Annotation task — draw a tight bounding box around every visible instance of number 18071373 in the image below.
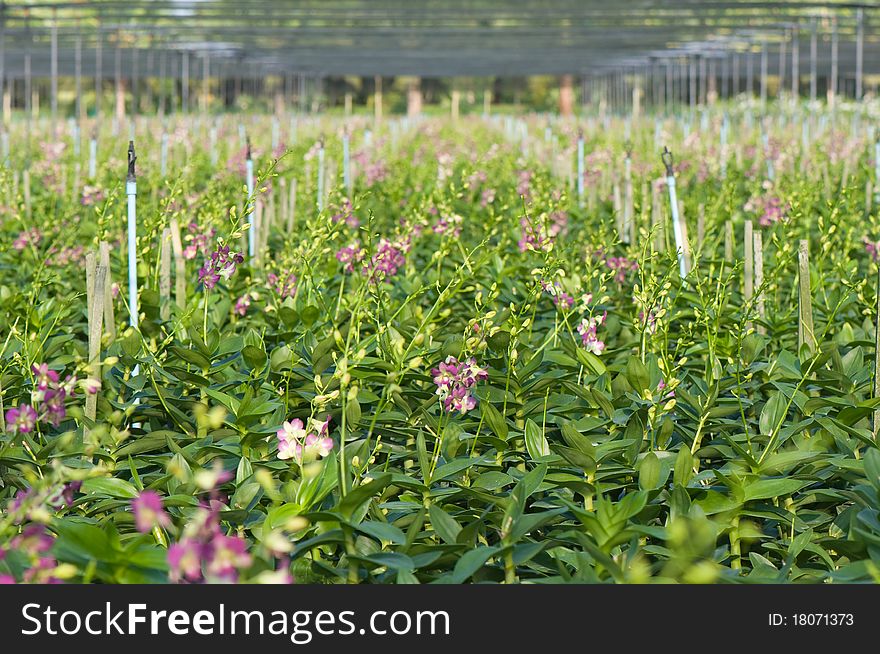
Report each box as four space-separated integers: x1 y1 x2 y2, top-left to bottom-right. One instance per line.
768 613 854 627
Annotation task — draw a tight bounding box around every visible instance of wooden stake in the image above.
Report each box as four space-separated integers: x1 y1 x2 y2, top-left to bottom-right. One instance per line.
85 252 107 430
279 177 288 228
724 220 734 261
613 182 623 240
696 203 705 253
254 199 264 267
159 228 172 320
623 160 634 243
873 263 880 439
651 180 664 252
99 242 116 342
744 221 754 304
754 230 765 334
169 218 186 308
288 178 297 234
23 169 31 217
798 239 816 357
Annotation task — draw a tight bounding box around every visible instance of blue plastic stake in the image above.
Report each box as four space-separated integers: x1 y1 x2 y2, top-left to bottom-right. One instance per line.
126 141 139 341
89 137 97 179
662 147 689 279
160 132 168 177
246 138 255 259
576 131 584 208
343 131 351 194
317 142 325 212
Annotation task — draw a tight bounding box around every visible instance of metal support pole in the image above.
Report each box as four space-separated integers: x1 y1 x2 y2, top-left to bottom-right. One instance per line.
182 51 189 112
810 19 817 102
778 31 786 98
830 15 838 104
746 50 754 98
75 33 82 122
95 29 102 118
760 44 768 105
50 13 58 126
856 8 865 100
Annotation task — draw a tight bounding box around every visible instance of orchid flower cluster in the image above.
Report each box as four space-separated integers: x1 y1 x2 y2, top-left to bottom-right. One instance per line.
540 280 575 309
336 242 366 273
184 221 218 260
275 417 334 465
605 256 639 283
267 271 297 299
131 490 172 534
331 198 360 228
433 213 463 238
13 229 42 251
198 244 244 291
80 184 105 206
577 312 607 355
431 356 488 415
45 244 86 267
744 193 787 227
0 481 82 584
518 211 567 253
167 503 252 584
863 236 880 262
234 292 254 316
366 237 409 280
4 364 99 434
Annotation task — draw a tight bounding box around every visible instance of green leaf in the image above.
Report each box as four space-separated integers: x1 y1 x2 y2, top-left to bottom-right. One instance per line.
673 447 694 487
355 521 407 545
743 478 809 502
428 504 462 545
81 477 139 499
638 452 662 490
625 356 650 393
864 448 880 491
169 346 211 370
553 445 596 474
481 401 509 441
524 418 550 460
759 392 788 437
448 546 499 583
561 422 596 458
242 345 267 370
338 474 393 519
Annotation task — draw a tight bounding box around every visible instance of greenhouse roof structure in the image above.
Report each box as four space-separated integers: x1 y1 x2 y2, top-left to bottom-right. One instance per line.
0 1 876 79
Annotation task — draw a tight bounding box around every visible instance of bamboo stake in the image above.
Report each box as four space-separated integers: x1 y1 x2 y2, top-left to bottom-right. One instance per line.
99 242 116 342
874 262 880 438
288 178 297 234
754 229 765 334
169 218 185 308
798 240 816 357
23 169 31 217
85 252 107 430
613 182 623 240
744 220 754 304
623 150 633 243
159 228 172 320
279 177 288 228
696 203 705 253
254 199 264 268
724 220 734 262
651 179 664 252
